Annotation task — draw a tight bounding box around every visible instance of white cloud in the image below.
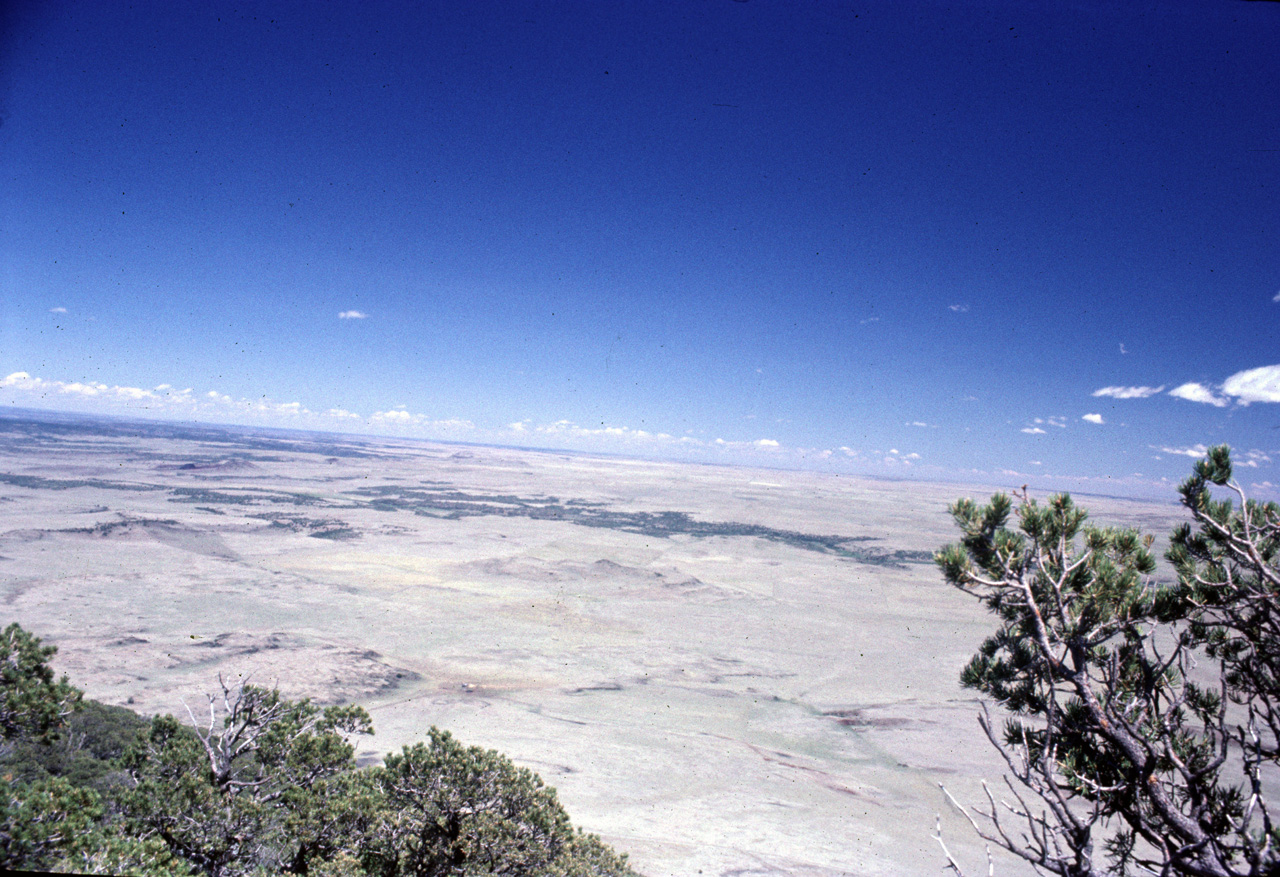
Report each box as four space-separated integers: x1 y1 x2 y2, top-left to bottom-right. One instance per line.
1151 444 1270 471
50 307 67 314
1 369 492 440
1082 413 1104 424
517 419 670 444
1 371 170 404
948 304 969 313
1273 291 1280 303
1239 449 1273 469
371 409 416 423
338 310 367 320
433 418 476 431
1119 343 1128 355
859 316 879 325
1093 385 1164 399
1152 366 1280 409
1169 382 1229 408
905 421 933 428
370 408 474 432
1021 427 1046 434
1156 444 1211 459
754 438 780 448
1221 364 1280 404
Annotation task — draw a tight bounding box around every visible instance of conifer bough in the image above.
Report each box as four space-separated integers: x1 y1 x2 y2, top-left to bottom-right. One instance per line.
936 445 1279 877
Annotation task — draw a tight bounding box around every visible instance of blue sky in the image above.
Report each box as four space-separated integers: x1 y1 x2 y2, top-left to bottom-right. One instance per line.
2 1 1279 499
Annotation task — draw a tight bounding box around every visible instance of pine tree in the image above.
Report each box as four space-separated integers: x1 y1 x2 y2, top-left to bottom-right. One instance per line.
936 446 1279 876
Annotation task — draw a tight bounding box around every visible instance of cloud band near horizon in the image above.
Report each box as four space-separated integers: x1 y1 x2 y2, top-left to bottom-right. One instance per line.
0 370 808 462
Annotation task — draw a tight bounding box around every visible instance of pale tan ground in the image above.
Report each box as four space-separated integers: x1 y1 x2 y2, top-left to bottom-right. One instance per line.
0 420 1188 876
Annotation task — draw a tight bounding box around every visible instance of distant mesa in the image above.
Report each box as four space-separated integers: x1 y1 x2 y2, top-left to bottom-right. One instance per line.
176 458 258 472
56 516 241 561
824 708 912 730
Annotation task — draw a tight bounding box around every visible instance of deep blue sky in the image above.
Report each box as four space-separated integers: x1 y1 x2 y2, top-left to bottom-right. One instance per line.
3 1 1279 499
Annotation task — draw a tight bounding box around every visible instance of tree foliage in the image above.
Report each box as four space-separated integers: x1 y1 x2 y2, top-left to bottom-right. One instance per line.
0 623 81 745
937 446 1280 876
0 630 192 875
3 698 149 789
366 728 634 877
0 633 637 877
118 678 375 877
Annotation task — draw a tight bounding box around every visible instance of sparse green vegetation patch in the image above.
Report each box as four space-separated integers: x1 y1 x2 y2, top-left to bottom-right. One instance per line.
0 473 163 493
167 488 266 506
246 513 361 541
309 527 358 540
62 519 182 537
168 487 330 508
348 484 931 566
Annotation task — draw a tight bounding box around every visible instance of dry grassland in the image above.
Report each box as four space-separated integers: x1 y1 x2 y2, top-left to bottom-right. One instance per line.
0 413 1187 876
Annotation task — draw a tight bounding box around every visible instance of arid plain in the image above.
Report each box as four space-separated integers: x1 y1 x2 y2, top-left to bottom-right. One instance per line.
0 411 1189 876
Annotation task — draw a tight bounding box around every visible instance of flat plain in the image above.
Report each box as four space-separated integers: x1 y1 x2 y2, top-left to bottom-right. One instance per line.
0 411 1189 876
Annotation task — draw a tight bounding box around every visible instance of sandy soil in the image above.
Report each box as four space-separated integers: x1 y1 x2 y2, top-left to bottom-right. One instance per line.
0 414 1189 876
